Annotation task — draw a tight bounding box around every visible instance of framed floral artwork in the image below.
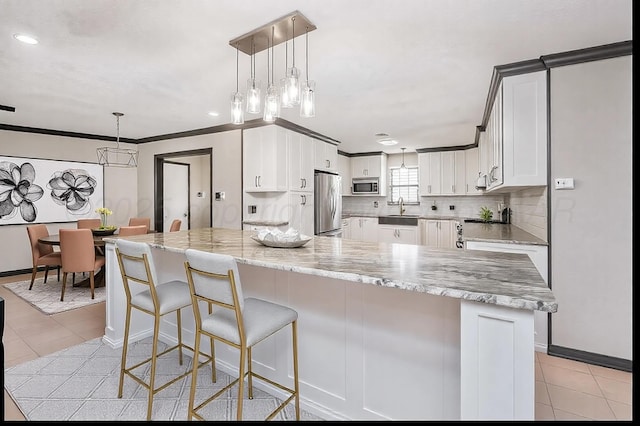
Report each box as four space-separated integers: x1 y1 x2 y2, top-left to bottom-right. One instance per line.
0 155 104 225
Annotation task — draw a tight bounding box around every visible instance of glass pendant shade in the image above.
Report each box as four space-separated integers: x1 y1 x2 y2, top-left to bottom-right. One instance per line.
263 83 280 122
246 78 261 114
230 92 244 124
283 67 300 106
300 80 315 118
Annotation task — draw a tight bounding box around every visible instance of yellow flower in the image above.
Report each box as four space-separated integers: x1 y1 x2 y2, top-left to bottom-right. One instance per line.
95 207 113 216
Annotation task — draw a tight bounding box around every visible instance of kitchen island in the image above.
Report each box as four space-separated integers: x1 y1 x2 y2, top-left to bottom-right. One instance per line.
102 228 556 421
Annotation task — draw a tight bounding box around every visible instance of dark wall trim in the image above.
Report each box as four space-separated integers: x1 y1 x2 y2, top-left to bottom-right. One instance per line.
347 151 386 157
548 345 632 373
541 40 632 69
0 105 16 112
273 118 341 146
0 123 136 143
0 267 41 278
416 143 476 154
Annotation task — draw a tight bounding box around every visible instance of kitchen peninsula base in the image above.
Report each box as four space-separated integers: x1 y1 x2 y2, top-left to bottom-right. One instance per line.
103 240 537 420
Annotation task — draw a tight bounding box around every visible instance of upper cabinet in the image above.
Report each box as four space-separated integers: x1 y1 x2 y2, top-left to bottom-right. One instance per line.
418 152 441 195
440 150 466 195
351 154 388 196
288 131 314 192
483 70 547 192
337 153 351 196
464 147 483 195
243 125 288 192
314 139 338 173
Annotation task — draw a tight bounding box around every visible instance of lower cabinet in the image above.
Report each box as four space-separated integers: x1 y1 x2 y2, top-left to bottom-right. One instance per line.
341 218 351 239
378 225 419 245
421 219 455 249
288 192 314 237
465 240 549 351
348 217 378 242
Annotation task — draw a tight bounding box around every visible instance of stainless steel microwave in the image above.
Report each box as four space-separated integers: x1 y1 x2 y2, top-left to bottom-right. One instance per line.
352 177 379 195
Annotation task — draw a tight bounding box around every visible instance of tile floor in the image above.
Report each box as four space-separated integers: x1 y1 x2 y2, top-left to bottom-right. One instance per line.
1 271 633 421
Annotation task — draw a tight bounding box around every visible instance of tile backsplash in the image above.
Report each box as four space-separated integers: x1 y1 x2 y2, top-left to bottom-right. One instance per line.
343 195 508 220
508 187 547 241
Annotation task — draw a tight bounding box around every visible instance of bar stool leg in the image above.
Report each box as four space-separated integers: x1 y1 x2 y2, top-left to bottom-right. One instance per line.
147 315 162 421
237 346 246 420
247 346 254 400
118 303 132 399
292 320 300 420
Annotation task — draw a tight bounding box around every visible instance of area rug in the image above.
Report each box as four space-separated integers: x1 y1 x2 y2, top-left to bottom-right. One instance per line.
3 276 106 315
4 337 323 421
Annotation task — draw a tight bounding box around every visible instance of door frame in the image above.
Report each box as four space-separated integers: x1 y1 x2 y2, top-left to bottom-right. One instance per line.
154 148 212 232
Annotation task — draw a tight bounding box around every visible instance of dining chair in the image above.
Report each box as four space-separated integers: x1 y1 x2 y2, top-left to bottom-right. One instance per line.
183 249 300 421
114 239 213 420
128 217 151 233
26 224 62 290
118 225 148 236
169 219 182 232
59 228 105 301
76 218 102 229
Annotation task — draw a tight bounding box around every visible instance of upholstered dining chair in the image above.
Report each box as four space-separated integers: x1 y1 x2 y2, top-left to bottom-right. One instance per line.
117 225 148 236
128 217 151 233
59 228 105 301
183 249 300 421
26 224 62 290
169 219 182 232
114 239 213 421
76 218 102 229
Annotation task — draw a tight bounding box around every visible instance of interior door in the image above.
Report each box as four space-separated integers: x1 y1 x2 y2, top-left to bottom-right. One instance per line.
163 161 189 232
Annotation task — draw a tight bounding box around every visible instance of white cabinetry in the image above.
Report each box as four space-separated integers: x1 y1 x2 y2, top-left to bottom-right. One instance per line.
351 155 386 178
337 153 351 196
288 192 314 236
482 71 547 193
440 150 466 195
288 131 314 192
464 147 483 195
378 225 419 245
349 217 378 242
314 139 338 173
243 125 288 192
465 241 548 351
421 219 455 248
341 218 351 239
418 152 441 195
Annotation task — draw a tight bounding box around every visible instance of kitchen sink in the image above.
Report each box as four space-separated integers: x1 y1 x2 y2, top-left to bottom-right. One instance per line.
378 215 419 226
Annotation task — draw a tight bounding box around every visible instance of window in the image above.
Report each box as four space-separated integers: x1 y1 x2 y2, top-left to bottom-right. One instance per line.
389 166 419 204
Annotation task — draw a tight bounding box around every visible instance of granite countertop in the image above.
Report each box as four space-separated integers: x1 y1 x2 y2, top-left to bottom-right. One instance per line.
106 228 556 313
462 222 547 246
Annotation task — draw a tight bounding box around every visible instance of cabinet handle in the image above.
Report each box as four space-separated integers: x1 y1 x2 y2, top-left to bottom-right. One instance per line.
326 159 330 168
428 185 431 193
452 185 455 193
257 175 261 187
254 176 258 187
466 183 468 192
301 195 306 205
300 178 304 189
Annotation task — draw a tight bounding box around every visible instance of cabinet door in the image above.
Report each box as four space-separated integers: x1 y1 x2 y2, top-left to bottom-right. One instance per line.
378 226 418 245
243 125 287 192
341 218 351 239
350 217 363 240
351 157 369 178
440 151 456 195
314 139 337 172
366 155 382 178
423 220 440 247
338 154 352 195
486 84 503 190
288 192 314 236
501 70 547 187
288 133 314 192
427 152 442 195
439 220 455 249
465 147 483 195
361 217 378 242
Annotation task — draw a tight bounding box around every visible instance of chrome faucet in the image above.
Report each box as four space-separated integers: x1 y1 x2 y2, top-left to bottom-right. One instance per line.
398 197 406 216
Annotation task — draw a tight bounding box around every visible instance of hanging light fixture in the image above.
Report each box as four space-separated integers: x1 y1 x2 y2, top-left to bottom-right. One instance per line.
282 16 300 107
263 26 280 122
96 112 138 167
246 37 261 114
228 11 315 119
230 43 244 124
300 25 315 118
400 147 407 169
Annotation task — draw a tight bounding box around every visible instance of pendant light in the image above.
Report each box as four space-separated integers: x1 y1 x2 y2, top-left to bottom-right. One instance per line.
230 44 244 124
263 26 280 122
246 38 261 114
400 148 407 169
282 16 300 107
96 112 138 167
300 26 315 118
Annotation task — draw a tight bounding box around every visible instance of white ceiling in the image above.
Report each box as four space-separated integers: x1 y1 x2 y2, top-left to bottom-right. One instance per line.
0 0 632 155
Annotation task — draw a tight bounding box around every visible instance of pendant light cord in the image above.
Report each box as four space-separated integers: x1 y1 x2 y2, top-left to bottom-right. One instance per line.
235 43 239 92
291 16 296 67
305 26 309 81
115 115 120 148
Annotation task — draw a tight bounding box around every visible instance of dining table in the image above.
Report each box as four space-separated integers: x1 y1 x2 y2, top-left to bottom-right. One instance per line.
38 233 108 288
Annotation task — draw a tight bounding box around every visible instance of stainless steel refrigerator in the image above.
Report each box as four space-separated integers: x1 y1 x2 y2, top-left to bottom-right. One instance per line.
314 171 342 236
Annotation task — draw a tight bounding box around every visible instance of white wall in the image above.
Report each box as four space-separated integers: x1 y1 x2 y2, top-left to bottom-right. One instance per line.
549 56 632 360
0 129 138 273
0 128 243 274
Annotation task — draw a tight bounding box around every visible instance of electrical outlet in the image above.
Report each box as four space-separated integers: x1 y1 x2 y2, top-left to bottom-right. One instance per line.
449 205 455 210
373 201 379 208
248 205 256 214
554 178 574 190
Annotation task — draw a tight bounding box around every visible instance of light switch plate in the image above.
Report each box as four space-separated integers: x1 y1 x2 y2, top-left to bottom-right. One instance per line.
554 178 574 190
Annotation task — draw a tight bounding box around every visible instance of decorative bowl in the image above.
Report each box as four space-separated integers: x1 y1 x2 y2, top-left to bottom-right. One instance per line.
251 235 312 248
92 227 118 236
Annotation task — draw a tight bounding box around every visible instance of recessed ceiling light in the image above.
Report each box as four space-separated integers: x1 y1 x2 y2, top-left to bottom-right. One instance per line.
13 33 38 45
208 111 220 117
378 138 398 146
